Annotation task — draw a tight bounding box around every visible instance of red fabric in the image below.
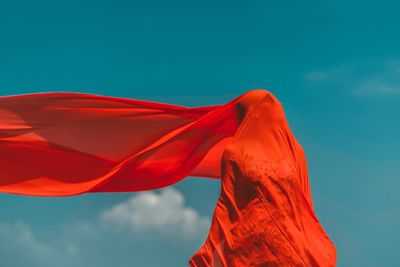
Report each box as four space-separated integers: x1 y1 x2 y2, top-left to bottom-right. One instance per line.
0 89 336 266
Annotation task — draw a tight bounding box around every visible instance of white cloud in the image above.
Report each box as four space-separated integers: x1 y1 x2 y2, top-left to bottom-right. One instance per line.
305 71 331 81
100 187 211 240
0 188 214 266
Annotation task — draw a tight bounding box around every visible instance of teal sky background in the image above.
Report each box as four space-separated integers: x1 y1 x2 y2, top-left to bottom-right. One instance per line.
1 1 399 266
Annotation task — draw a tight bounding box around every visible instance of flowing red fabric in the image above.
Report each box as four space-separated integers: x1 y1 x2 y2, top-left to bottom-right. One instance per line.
0 89 336 266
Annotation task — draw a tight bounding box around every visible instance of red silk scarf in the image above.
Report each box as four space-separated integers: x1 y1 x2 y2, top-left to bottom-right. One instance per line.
0 89 336 266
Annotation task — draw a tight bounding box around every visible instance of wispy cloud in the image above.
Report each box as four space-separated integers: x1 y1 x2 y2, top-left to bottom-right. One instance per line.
353 83 400 96
0 221 58 267
305 71 331 82
100 187 211 240
305 59 400 97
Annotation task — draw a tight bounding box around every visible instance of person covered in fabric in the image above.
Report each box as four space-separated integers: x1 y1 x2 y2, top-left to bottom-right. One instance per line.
0 89 336 266
189 90 336 266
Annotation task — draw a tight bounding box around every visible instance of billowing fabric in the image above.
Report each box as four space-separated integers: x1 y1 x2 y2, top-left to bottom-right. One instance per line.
0 89 336 266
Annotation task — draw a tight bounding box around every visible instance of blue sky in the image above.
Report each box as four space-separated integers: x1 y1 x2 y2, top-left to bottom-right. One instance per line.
0 1 399 266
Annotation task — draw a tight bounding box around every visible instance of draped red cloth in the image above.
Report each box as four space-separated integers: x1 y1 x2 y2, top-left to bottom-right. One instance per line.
0 89 336 266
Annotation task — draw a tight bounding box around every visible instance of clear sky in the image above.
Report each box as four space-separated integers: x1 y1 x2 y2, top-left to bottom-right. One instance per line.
0 1 399 266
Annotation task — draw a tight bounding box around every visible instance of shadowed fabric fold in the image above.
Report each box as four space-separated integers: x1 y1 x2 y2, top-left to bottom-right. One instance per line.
0 89 336 266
